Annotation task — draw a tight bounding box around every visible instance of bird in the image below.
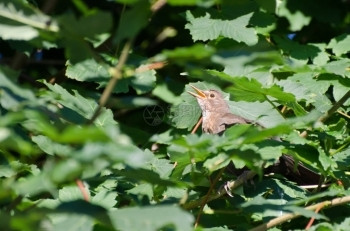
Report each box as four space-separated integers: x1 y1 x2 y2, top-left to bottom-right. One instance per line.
187 84 320 185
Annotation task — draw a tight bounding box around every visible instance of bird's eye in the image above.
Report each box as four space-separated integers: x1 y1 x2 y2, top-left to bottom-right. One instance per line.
209 93 215 98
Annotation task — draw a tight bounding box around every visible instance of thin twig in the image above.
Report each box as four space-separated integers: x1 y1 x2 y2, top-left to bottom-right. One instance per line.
194 167 226 228
76 179 89 201
264 95 285 119
191 117 203 134
248 195 350 231
318 90 350 123
182 170 257 210
151 0 167 12
337 110 350 119
305 202 325 229
88 39 133 124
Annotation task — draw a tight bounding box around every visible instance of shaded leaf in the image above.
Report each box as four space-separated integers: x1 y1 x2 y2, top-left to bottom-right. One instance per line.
185 11 258 45
109 205 194 231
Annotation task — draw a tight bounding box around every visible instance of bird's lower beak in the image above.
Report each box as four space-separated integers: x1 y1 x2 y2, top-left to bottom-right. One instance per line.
187 84 206 99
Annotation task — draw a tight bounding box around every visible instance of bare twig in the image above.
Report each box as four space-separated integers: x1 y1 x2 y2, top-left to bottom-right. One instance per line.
191 117 203 134
318 90 350 123
194 167 226 228
337 110 350 119
88 39 132 124
249 195 350 231
305 202 325 229
76 179 89 201
182 170 257 210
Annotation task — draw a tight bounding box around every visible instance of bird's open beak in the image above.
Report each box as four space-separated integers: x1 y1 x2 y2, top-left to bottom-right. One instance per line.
187 84 206 99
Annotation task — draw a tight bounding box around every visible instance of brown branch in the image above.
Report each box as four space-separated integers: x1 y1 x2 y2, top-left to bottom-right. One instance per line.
191 117 203 134
318 90 350 123
249 195 350 231
194 167 226 228
88 39 133 124
182 170 257 210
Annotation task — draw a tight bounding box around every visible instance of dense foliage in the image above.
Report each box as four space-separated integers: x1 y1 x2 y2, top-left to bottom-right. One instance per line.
1 0 350 230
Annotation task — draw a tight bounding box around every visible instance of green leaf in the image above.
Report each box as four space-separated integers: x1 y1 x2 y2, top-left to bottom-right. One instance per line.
323 59 350 77
276 0 311 31
65 59 111 86
131 69 156 94
328 34 350 56
109 205 194 231
43 82 117 127
152 83 182 104
221 76 306 116
51 159 83 183
274 36 329 65
0 0 58 40
127 183 153 200
49 214 94 231
286 72 332 113
0 66 36 109
162 44 216 61
32 135 73 156
59 185 88 202
251 11 276 36
185 11 258 45
13 173 56 197
92 189 118 209
73 142 153 168
114 1 151 42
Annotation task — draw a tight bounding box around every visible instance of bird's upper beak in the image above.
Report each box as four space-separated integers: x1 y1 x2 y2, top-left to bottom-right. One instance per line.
187 84 206 99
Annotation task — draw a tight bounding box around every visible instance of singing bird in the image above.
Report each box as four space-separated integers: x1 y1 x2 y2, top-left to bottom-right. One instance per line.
187 84 320 185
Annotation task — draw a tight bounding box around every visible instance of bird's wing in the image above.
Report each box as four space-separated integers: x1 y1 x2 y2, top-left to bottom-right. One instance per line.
220 113 250 125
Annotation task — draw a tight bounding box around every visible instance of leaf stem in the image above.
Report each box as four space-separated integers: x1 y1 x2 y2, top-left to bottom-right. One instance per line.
264 95 285 119
194 167 226 228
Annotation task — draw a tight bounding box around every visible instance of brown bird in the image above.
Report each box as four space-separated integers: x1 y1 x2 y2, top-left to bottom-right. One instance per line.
188 84 320 185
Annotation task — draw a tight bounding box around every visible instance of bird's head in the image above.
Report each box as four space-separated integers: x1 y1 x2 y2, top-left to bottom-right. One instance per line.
187 84 230 113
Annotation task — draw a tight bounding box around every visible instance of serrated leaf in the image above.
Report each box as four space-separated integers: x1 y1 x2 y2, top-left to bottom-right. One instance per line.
51 159 82 183
203 153 230 172
220 76 306 116
274 36 329 65
185 11 258 46
0 66 36 109
65 59 110 85
50 214 94 231
91 189 117 209
114 1 150 42
323 59 350 77
131 69 156 94
127 183 153 199
13 173 56 196
162 44 215 61
73 142 153 168
0 0 58 40
32 135 73 156
277 0 311 31
59 185 88 202
109 205 194 231
328 34 350 56
43 82 117 127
